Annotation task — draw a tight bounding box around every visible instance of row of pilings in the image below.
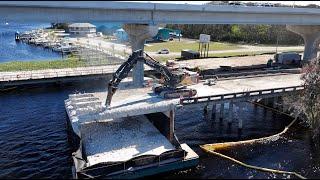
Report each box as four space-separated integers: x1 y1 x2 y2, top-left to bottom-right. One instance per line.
202 96 288 134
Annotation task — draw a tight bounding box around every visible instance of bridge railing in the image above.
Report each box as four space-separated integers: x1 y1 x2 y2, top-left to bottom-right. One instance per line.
0 66 120 82
180 85 304 105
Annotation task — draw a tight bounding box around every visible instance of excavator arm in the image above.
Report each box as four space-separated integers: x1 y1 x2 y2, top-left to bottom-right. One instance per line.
105 49 143 107
105 49 193 107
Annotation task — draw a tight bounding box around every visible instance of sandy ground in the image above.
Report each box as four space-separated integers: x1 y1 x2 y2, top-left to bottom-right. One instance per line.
174 54 275 69
68 36 304 59
67 36 303 71
147 45 304 57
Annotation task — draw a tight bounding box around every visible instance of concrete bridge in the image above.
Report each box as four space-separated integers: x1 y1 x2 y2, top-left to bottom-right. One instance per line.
1 1 319 86
64 72 304 142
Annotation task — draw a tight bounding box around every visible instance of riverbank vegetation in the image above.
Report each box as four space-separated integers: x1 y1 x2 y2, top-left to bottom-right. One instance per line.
284 58 320 142
166 24 304 45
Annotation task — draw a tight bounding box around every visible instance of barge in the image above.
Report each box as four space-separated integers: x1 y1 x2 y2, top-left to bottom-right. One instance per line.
64 79 199 178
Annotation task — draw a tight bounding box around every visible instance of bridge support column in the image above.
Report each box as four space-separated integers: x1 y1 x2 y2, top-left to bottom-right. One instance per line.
286 25 320 62
228 102 233 125
123 24 159 87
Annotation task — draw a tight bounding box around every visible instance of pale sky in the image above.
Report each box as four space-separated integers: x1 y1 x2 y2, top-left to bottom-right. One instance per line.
129 1 320 6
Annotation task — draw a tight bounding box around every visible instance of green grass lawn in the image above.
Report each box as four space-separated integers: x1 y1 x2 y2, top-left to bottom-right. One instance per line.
144 41 241 52
0 57 86 72
0 49 303 72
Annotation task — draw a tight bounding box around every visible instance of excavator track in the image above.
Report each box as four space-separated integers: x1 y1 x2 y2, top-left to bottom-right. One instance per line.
160 88 197 99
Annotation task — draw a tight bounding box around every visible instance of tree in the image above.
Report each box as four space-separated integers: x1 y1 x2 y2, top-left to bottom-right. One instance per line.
283 58 320 142
305 4 318 8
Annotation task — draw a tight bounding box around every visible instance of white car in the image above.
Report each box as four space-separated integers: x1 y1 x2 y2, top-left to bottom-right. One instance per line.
158 48 170 54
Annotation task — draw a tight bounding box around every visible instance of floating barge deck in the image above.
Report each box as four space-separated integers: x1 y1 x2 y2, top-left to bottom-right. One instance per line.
64 79 199 178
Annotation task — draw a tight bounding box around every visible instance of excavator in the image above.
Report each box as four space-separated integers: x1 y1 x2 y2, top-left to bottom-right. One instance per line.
105 49 198 107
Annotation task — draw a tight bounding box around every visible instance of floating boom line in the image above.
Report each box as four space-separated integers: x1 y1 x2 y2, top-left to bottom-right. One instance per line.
200 101 306 179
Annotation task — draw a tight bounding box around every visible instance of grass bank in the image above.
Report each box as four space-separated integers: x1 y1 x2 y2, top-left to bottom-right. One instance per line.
0 57 85 72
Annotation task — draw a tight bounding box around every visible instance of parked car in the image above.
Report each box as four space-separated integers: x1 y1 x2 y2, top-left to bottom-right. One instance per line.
229 2 246 6
254 2 274 7
158 48 170 54
261 3 274 7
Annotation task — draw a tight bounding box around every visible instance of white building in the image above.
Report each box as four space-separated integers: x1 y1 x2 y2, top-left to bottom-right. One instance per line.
67 23 96 37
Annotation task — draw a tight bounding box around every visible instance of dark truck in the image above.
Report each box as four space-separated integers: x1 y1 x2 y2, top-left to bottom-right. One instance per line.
274 52 301 65
181 50 200 60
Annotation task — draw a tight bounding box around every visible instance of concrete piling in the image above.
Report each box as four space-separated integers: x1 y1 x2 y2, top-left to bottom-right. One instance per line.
273 97 278 108
212 104 216 122
228 102 233 125
169 109 175 142
204 104 212 121
207 105 213 121
219 103 224 122
238 105 243 130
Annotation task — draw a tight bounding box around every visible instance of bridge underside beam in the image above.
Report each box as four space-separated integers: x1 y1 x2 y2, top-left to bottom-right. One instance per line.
2 6 320 25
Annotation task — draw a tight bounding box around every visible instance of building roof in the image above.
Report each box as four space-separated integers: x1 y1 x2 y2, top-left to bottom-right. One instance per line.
116 28 125 32
68 23 96 28
55 33 70 37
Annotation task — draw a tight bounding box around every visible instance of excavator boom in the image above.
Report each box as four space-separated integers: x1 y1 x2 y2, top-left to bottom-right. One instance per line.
105 49 197 107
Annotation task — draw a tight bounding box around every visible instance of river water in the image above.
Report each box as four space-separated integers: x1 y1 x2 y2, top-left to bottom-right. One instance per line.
0 22 63 62
0 22 319 179
0 80 319 179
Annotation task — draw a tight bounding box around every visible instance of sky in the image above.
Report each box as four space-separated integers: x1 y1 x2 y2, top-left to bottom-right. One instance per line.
129 1 320 6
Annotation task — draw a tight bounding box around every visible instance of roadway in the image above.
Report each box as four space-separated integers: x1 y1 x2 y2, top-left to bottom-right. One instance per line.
148 45 304 58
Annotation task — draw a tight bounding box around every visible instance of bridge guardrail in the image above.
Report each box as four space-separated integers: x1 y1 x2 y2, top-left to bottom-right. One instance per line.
180 85 304 105
0 66 120 82
0 65 155 82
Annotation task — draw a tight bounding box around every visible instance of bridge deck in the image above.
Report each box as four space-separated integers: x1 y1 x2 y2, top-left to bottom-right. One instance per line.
71 73 303 124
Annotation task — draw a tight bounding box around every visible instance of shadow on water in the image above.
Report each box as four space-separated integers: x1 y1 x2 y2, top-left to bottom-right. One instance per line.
0 79 319 178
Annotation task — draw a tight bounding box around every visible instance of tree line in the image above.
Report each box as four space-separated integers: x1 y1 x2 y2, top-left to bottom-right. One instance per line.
166 24 304 45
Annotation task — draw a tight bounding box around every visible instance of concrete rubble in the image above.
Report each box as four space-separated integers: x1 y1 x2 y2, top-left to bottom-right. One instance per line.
65 92 178 167
81 115 175 166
